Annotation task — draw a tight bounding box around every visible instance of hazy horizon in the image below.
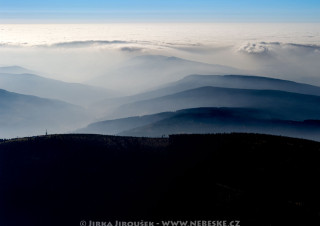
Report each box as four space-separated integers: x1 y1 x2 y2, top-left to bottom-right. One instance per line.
1 1 320 139
1 23 320 90
2 2 320 225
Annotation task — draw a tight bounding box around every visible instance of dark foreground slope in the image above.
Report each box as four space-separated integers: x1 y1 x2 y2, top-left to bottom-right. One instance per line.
1 134 320 226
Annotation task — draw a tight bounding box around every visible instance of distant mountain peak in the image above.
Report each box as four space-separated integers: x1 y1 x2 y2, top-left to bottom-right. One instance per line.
0 65 34 74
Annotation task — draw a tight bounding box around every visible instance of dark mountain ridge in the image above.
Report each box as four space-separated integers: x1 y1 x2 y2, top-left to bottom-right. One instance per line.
75 111 175 135
76 107 320 141
112 86 320 121
119 107 320 141
95 74 320 118
178 74 320 96
1 133 320 225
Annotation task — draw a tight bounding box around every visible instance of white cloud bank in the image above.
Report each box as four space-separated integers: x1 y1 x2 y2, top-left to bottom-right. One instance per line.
0 23 320 88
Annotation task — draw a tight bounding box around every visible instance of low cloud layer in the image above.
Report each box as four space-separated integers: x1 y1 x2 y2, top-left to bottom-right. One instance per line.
0 23 320 89
120 47 144 52
239 42 320 56
238 43 269 55
50 40 129 48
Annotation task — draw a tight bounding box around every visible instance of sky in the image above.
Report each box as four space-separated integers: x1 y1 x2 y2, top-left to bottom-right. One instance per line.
0 0 320 23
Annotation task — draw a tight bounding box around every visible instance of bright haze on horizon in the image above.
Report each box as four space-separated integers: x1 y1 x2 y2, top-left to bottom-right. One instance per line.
0 0 320 91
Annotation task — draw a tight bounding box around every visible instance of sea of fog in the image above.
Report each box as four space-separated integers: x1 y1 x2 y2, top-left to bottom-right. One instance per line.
0 23 320 87
1 23 320 46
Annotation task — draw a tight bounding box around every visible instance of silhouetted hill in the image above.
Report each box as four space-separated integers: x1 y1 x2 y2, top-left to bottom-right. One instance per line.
0 89 91 138
0 72 116 106
1 133 320 225
75 112 175 135
111 86 320 121
94 74 320 117
173 74 320 96
0 65 34 74
119 108 320 141
77 107 320 141
134 73 320 102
